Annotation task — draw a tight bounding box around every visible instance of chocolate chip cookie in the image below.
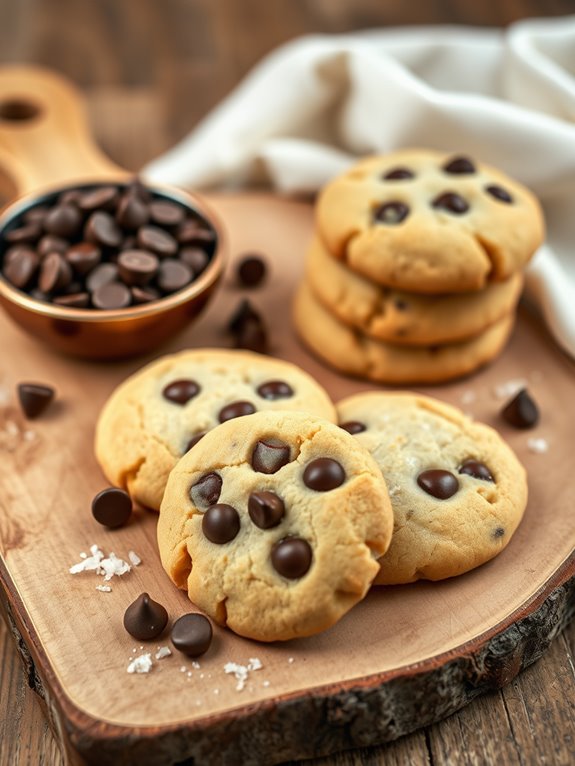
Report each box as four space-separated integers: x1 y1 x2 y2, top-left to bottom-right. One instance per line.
336 392 528 584
95 349 336 511
157 411 394 641
316 149 544 293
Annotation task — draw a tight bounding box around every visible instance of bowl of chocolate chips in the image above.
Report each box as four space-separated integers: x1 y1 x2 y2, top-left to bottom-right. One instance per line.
0 177 225 359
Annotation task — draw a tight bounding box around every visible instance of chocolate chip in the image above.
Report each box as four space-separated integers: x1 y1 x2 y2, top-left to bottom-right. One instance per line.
65 242 102 276
443 156 476 174
91 282 131 310
501 388 539 429
171 613 213 656
5 222 41 244
339 421 366 435
38 235 69 257
190 472 222 508
493 527 505 538
383 168 414 180
149 200 185 227
248 490 285 529
227 299 260 334
45 204 82 238
78 186 119 211
202 504 240 544
24 206 49 224
59 189 83 206
486 185 513 204
218 400 256 423
162 379 201 404
116 193 149 229
38 253 73 294
394 298 409 311
91 486 132 528
237 255 267 287
123 593 168 640
17 382 55 419
3 248 39 288
127 178 151 203
85 262 118 293
303 458 345 491
432 192 469 214
235 317 269 354
131 286 160 305
185 432 206 452
157 258 193 293
117 250 159 286
85 211 123 248
176 220 216 248
417 469 459 499
458 459 494 482
251 438 291 474
256 380 294 400
137 225 178 257
373 201 410 224
53 292 90 308
271 537 312 579
180 247 210 276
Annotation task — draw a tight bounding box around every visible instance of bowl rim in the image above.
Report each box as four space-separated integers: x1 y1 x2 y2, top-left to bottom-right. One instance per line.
0 179 227 323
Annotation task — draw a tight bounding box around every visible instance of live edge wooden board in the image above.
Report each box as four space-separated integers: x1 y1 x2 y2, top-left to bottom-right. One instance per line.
0 194 574 766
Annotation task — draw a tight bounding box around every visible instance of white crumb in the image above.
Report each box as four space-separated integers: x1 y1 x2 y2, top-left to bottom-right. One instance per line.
528 437 549 454
262 680 270 688
155 646 172 660
288 657 294 664
191 661 201 669
224 658 263 691
180 666 187 673
5 420 19 437
187 671 193 678
69 545 131 581
128 550 142 566
23 430 36 442
213 688 220 695
460 390 477 405
127 653 153 674
494 378 527 399
79 552 87 559
95 585 112 593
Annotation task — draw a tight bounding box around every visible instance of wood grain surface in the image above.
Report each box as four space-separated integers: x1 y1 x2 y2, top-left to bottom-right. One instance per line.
1 2 575 765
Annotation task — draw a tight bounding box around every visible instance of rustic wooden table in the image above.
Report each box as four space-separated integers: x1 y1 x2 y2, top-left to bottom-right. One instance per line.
1 2 574 764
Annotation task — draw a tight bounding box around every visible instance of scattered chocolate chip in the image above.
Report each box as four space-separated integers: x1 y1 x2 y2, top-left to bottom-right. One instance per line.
171 613 213 657
17 382 55 419
38 253 73 294
458 459 494 482
248 490 285 529
149 200 185 227
65 242 102 276
185 432 206 452
137 225 178 257
117 249 159 286
78 186 119 211
501 388 539 429
162 379 201 404
227 299 260 334
123 593 168 640
256 380 294 400
157 258 193 293
85 211 123 248
2 248 39 288
91 281 131 310
432 192 469 214
53 292 90 308
486 185 513 203
383 168 414 180
180 247 210 276
237 255 267 287
218 400 256 423
417 469 459 499
252 438 291 473
38 235 69 257
91 486 132 528
339 421 366 435
131 286 160 305
190 472 222 508
45 204 82 239
116 193 149 229
202 503 240 544
303 458 345 491
271 537 312 579
235 317 269 354
443 156 476 174
373 201 410 224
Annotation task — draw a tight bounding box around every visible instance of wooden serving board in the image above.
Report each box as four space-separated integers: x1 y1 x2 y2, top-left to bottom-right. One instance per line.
1 193 574 766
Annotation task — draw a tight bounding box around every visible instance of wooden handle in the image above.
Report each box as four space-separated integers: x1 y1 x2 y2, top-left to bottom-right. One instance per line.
0 65 126 196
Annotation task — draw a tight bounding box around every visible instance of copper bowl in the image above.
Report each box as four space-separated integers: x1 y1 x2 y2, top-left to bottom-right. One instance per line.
0 180 226 359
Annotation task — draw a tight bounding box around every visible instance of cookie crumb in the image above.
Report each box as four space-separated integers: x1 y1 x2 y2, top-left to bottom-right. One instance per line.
155 646 172 660
224 658 263 691
494 378 527 399
527 437 549 454
128 550 142 566
127 653 153 674
96 584 112 593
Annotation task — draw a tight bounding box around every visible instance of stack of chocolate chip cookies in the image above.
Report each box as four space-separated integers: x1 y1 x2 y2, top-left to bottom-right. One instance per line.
294 149 545 383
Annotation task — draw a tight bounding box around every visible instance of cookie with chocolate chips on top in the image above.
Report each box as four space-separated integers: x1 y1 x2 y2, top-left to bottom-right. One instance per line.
157 411 394 641
336 392 528 584
95 349 336 511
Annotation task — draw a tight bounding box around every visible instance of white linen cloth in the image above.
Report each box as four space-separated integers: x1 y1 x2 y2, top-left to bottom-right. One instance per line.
144 16 575 358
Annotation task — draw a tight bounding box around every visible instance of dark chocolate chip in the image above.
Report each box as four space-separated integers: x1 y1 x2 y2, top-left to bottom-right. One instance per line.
185 432 206 452
458 459 494 482
235 317 269 354
85 211 123 248
137 225 178 256
248 490 285 529
59 189 83 206
44 204 82 238
501 388 539 429
493 527 505 539
162 379 201 405
218 400 256 423
127 177 152 203
38 253 73 294
373 201 410 224
149 200 186 227
131 286 160 305
432 192 469 214
24 205 49 224
116 193 149 229
123 593 168 640
2 248 39 289
443 156 476 174
91 486 132 528
256 380 294 400
227 299 260 334
180 247 209 276
53 292 90 308
339 421 366 435
118 250 159 286
251 438 291 474
38 235 69 257
65 242 102 276
303 458 345 491
383 167 414 180
486 185 513 204
91 282 131 310
5 222 42 244
78 186 119 212
176 220 215 247
190 472 222 508
86 262 119 293
237 255 267 287
271 537 312 579
17 382 55 419
157 258 193 293
417 469 459 499
171 613 213 657
202 503 240 544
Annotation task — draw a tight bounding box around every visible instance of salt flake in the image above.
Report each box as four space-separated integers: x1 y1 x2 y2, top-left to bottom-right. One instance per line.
155 646 172 660
127 653 153 674
528 437 549 454
128 550 142 566
224 658 263 691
